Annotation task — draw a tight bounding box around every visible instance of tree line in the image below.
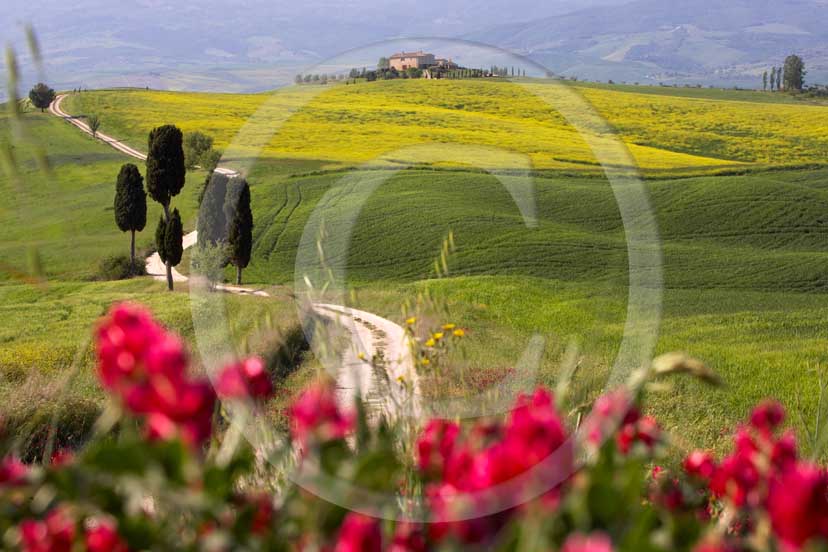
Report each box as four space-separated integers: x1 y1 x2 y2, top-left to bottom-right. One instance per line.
762 54 806 92
113 125 254 290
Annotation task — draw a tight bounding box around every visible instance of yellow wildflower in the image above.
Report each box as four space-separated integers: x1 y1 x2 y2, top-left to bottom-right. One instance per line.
406 317 417 325
442 323 456 331
421 358 431 366
453 329 465 337
425 338 436 347
433 332 444 341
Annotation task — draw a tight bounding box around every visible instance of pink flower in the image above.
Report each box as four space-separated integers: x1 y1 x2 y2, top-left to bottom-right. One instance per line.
0 456 28 486
20 508 75 552
767 463 828 550
684 450 716 480
216 357 273 400
561 531 614 552
85 519 128 552
750 400 785 433
289 383 354 447
334 513 382 552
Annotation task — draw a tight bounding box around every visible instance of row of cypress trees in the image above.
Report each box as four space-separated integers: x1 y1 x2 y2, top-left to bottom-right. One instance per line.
196 171 254 285
113 124 253 290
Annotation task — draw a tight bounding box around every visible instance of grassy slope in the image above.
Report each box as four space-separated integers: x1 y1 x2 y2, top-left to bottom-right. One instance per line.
0 110 205 280
0 110 313 455
6 80 828 456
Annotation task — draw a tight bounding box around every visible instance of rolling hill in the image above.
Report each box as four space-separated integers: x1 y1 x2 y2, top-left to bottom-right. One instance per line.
467 0 828 86
4 78 828 455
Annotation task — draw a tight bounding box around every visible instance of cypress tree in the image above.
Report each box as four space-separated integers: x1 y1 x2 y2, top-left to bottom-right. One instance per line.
155 216 167 263
165 209 184 269
113 163 147 269
225 179 253 285
145 124 186 290
197 172 229 246
783 55 806 92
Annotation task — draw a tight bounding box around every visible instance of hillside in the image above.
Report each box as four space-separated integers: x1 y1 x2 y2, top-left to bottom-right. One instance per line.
65 80 828 174
467 0 828 86
4 79 828 455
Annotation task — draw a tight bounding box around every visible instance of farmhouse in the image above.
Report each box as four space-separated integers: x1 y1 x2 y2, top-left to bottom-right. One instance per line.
389 51 458 72
389 51 435 71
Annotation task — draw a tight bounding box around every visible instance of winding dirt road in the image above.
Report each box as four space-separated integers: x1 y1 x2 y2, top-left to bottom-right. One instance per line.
48 93 420 419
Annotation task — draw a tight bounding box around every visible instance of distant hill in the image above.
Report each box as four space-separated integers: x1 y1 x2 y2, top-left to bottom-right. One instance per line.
1 0 628 96
469 0 828 87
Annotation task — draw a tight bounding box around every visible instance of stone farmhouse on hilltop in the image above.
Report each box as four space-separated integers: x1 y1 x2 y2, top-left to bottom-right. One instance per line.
389 51 457 71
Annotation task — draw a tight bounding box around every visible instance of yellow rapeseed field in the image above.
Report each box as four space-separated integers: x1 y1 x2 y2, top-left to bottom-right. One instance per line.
66 79 828 174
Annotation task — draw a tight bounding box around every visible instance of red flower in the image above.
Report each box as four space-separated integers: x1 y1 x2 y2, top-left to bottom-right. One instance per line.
580 388 637 451
289 383 354 447
96 304 216 448
248 494 275 535
421 388 571 545
216 357 273 400
771 431 798 472
85 518 129 552
709 451 761 507
20 508 75 552
767 463 828 550
561 531 614 552
617 415 662 456
0 456 28 486
389 522 427 552
416 419 460 477
96 303 181 394
684 450 716 480
334 513 382 552
750 400 785 433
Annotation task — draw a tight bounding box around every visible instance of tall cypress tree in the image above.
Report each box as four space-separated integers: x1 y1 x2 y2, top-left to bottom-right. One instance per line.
155 216 167 263
783 55 806 92
165 209 184 269
145 125 186 290
197 172 229 246
770 67 776 91
225 179 253 285
114 163 147 269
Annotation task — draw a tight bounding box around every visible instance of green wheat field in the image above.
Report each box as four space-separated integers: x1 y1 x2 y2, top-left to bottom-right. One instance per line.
2 78 828 457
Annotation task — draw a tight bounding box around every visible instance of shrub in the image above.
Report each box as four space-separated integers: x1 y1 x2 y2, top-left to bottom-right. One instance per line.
189 242 228 289
95 254 146 280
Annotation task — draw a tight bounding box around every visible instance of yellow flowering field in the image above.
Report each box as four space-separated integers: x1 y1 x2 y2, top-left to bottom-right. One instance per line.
65 79 828 174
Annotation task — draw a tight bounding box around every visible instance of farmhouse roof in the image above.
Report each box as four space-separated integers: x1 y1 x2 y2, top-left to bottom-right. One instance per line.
390 51 431 59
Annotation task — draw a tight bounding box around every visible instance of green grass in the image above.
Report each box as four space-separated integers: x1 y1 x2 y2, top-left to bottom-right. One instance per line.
0 110 206 281
4 79 828 458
